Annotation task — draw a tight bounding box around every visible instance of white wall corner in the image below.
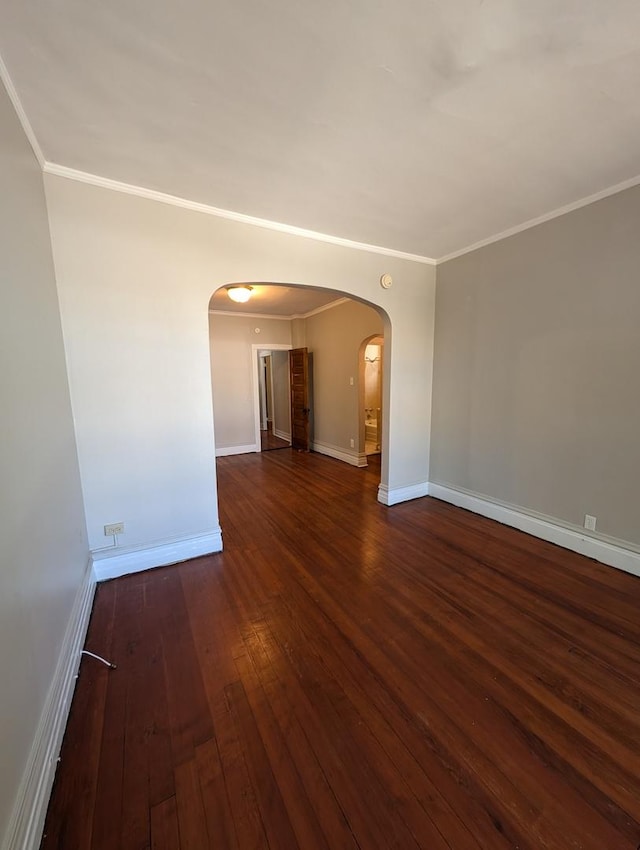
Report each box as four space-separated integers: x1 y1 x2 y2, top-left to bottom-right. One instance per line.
91 528 223 582
2 558 96 850
428 483 640 579
377 481 430 506
215 444 257 457
311 441 367 468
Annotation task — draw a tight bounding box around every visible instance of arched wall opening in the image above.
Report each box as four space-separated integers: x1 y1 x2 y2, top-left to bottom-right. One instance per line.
359 334 385 458
45 171 436 576
208 283 392 506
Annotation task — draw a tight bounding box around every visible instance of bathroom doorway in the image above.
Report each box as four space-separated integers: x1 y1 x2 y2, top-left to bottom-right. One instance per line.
360 335 384 457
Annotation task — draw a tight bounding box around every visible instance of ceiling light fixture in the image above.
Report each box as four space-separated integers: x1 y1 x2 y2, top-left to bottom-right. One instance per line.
226 285 253 303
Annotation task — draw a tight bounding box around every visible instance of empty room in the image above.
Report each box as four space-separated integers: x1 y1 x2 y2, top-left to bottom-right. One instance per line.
1 2 639 849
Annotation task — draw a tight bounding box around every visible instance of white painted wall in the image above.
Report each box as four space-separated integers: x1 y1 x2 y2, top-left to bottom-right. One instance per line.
44 173 436 555
0 83 89 845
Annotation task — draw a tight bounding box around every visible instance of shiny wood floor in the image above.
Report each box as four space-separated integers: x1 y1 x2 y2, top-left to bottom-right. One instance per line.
41 450 640 849
259 429 290 451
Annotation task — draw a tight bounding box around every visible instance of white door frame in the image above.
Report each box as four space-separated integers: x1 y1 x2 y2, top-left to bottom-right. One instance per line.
251 343 292 452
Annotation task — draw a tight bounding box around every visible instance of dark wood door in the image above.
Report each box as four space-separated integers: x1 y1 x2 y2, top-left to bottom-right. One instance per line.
289 347 310 451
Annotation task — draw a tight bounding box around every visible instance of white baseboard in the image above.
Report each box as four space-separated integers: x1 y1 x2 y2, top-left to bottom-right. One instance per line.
429 483 640 578
91 528 223 582
311 441 367 468
274 429 291 442
378 481 430 506
2 558 96 850
215 444 256 457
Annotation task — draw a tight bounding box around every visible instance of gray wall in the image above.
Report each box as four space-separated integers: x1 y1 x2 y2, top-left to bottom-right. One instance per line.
209 314 292 449
306 300 383 455
0 82 88 840
431 186 640 548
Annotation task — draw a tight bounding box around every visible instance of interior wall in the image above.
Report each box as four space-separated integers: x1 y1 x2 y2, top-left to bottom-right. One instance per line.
208 313 292 450
291 318 307 348
431 184 640 548
0 83 88 841
45 172 436 554
305 300 383 457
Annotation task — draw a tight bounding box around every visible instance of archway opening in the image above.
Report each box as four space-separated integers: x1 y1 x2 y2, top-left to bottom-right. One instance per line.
207 281 390 485
359 334 384 459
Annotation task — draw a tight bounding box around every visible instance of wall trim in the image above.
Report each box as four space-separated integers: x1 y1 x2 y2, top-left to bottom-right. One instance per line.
436 172 640 264
43 162 436 265
215 444 256 457
300 297 350 319
2 558 96 850
378 481 430 506
91 529 223 582
41 157 640 270
0 53 45 168
429 483 640 578
312 441 368 468
210 309 293 321
274 429 291 442
209 297 349 321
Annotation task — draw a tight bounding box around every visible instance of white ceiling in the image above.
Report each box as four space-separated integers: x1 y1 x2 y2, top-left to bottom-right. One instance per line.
209 284 343 317
2 1 640 260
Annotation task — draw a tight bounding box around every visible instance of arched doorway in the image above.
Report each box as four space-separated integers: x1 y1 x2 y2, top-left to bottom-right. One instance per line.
208 281 388 481
359 334 384 460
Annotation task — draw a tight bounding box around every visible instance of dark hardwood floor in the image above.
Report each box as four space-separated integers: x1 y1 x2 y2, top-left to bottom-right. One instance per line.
41 449 640 849
260 429 290 451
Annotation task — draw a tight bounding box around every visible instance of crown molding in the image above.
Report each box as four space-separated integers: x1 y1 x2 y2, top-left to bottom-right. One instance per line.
298 297 350 319
43 162 437 265
209 309 292 321
0 53 45 168
436 173 640 264
208 297 349 321
46 159 640 267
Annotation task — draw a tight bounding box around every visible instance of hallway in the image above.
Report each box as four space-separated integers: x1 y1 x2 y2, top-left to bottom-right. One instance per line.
41 450 640 849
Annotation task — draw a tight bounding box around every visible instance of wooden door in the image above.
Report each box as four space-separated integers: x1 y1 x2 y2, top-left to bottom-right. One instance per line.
289 347 310 451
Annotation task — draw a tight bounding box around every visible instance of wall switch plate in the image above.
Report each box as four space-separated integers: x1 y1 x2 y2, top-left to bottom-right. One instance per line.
350 438 355 448
584 514 597 531
104 522 125 536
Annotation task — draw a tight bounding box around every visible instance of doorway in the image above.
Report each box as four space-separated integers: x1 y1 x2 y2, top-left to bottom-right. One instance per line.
209 284 390 489
252 344 292 452
359 334 384 457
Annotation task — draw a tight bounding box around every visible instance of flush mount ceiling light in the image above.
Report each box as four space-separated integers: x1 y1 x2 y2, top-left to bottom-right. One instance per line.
226 285 253 303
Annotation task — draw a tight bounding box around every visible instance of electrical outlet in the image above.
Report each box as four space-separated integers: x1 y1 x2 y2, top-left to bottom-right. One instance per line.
104 522 125 536
350 438 355 448
584 514 597 532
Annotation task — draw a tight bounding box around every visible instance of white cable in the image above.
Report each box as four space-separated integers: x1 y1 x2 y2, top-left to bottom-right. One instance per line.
82 650 117 669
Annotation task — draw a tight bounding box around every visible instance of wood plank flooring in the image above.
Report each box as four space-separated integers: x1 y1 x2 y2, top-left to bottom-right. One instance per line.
260 430 290 451
41 450 640 849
